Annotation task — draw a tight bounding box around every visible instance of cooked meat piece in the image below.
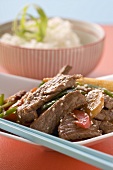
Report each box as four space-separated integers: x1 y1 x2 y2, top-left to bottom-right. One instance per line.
12 92 38 125
95 109 113 121
58 65 72 75
17 74 81 124
30 91 86 134
104 94 113 109
18 110 38 126
43 65 79 83
5 90 26 103
58 113 102 141
75 84 92 93
10 91 30 109
100 121 113 134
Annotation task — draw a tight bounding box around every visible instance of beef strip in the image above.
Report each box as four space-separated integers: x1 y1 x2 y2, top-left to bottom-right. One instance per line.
58 65 72 75
17 74 81 124
30 91 86 134
104 94 113 109
9 91 38 126
58 113 102 141
5 90 26 103
95 109 113 121
10 91 30 108
99 121 113 134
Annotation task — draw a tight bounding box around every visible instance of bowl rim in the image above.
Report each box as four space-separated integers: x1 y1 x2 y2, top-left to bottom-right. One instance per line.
0 18 105 51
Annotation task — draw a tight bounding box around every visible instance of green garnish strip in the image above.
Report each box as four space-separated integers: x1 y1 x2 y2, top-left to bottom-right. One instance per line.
0 101 15 110
41 99 58 111
13 3 48 42
0 107 17 118
0 94 4 113
38 81 45 87
0 94 4 105
102 88 113 98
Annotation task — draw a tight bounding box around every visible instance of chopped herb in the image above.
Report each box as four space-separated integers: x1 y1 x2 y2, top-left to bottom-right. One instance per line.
13 4 48 42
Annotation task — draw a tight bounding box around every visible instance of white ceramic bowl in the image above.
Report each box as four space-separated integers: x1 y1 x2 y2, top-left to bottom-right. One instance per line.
0 19 105 80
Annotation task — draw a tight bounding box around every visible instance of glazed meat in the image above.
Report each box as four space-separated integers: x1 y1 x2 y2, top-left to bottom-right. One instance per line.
17 74 81 124
99 121 113 134
10 91 30 108
30 91 86 134
58 113 102 141
95 109 113 121
5 90 26 103
58 65 72 75
104 94 113 109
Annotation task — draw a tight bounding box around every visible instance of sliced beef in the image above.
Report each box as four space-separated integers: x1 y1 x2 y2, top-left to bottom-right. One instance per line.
30 91 86 134
18 110 38 126
17 74 81 124
5 90 26 103
104 94 113 109
58 113 102 141
99 121 113 134
10 92 38 125
95 109 113 121
10 91 30 108
75 84 92 93
58 65 72 75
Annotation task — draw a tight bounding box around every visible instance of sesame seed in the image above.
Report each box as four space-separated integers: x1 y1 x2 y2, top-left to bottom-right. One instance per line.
60 103 63 106
63 83 66 86
90 113 92 117
18 114 21 119
52 107 55 111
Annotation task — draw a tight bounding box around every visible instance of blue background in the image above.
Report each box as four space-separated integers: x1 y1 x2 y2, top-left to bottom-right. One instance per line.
0 0 113 24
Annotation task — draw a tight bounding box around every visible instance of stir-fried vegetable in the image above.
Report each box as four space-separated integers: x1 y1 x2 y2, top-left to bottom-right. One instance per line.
41 99 57 111
72 109 91 129
86 84 113 98
38 81 45 87
13 4 48 42
77 77 113 92
40 88 76 111
85 89 104 118
0 107 17 118
0 95 17 119
0 94 4 113
0 101 15 110
1 75 113 126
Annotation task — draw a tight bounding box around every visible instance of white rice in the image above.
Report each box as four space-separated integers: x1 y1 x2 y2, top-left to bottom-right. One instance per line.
0 17 81 49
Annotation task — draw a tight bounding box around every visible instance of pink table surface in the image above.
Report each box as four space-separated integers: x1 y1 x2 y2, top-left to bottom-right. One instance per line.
0 25 113 170
88 25 113 77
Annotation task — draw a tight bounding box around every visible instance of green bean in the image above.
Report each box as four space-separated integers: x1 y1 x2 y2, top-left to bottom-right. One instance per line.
41 99 57 111
86 84 113 98
0 107 17 118
86 84 100 89
41 88 76 111
38 81 45 87
0 101 15 110
0 94 4 113
0 94 4 105
103 88 113 98
53 88 75 100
